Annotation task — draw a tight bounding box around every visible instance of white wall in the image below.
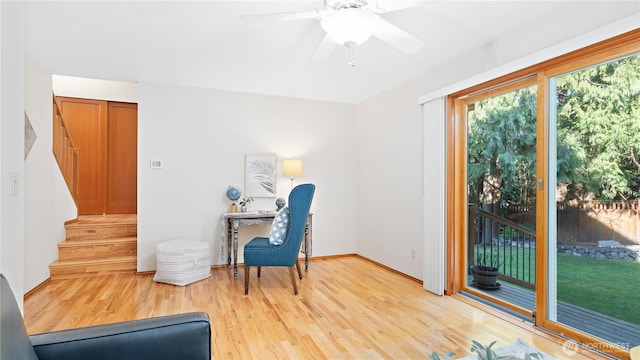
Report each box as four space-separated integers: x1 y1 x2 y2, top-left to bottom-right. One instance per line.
138 83 357 271
355 82 424 279
24 58 77 292
0 1 26 305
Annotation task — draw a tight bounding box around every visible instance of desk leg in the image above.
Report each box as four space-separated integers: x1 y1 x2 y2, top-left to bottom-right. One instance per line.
226 220 232 268
232 220 239 278
304 226 309 272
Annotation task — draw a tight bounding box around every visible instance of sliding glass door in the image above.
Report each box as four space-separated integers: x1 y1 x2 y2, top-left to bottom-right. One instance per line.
462 79 538 319
544 52 640 352
450 30 639 358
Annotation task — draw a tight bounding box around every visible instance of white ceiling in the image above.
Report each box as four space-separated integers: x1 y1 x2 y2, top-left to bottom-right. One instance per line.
25 1 639 104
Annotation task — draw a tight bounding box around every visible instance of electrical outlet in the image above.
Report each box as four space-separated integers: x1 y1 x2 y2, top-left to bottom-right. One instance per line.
9 171 19 196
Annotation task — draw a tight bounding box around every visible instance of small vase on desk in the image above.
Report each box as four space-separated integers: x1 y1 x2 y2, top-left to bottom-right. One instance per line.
230 203 237 213
240 205 247 213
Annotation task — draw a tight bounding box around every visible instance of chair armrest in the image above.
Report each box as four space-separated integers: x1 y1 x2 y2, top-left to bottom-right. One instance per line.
30 312 210 360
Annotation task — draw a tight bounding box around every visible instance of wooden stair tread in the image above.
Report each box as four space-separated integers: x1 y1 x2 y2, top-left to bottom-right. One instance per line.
66 221 137 228
53 214 138 279
57 237 137 262
58 237 137 247
68 214 137 225
65 224 137 241
49 256 137 279
50 256 137 267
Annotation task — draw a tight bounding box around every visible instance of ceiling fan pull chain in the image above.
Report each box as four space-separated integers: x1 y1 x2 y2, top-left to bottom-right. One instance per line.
348 45 356 67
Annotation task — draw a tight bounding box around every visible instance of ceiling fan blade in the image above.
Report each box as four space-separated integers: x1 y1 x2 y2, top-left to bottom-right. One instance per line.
372 1 423 13
372 19 424 55
311 34 338 63
240 9 324 23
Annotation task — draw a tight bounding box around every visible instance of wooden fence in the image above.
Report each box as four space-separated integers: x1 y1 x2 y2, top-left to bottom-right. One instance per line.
507 199 639 245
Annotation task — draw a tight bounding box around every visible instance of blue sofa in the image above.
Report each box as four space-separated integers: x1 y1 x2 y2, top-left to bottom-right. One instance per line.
1 274 211 360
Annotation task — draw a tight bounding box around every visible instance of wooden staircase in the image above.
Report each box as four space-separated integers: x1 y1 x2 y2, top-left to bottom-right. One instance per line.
50 215 137 280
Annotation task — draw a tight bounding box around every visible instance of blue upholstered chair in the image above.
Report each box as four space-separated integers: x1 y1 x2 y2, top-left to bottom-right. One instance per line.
244 183 315 295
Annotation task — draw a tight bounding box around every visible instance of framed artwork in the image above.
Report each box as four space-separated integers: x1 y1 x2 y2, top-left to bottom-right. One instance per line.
245 153 277 197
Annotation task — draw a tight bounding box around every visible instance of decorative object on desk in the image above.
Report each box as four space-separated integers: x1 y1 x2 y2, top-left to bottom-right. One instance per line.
239 196 253 212
275 197 286 210
245 153 277 197
226 185 241 212
268 207 289 245
283 159 303 190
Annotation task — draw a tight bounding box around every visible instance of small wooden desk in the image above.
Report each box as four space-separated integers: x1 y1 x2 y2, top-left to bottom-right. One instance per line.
221 212 313 278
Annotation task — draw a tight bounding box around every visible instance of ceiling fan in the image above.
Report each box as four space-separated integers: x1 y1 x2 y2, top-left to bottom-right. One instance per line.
241 0 425 66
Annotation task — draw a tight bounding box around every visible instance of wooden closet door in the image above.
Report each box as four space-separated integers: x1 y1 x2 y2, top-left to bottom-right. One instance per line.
57 97 108 215
107 102 137 214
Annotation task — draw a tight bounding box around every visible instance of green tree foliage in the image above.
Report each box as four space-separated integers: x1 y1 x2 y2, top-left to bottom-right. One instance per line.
556 54 640 200
468 53 639 209
467 86 537 208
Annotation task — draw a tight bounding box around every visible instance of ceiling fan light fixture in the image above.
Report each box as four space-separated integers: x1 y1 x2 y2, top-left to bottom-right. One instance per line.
320 8 381 47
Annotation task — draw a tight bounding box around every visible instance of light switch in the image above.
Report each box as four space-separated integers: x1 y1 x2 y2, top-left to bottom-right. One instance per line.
150 159 163 169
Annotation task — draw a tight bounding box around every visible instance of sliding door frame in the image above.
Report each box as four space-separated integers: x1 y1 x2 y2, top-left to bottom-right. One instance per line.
452 76 538 318
447 29 640 359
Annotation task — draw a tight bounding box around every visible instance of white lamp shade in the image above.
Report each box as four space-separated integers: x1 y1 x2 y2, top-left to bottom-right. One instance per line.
320 8 381 46
283 159 303 177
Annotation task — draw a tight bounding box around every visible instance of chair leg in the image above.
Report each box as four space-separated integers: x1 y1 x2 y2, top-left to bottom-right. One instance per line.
295 260 302 279
244 266 250 295
288 266 298 295
257 266 261 278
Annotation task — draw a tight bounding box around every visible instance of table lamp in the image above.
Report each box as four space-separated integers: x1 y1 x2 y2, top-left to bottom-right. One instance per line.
283 159 303 190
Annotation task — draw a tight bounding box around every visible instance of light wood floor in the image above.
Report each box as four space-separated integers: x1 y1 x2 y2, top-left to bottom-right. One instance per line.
24 256 610 360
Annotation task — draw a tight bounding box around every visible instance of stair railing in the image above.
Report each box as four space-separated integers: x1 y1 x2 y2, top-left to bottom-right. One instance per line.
52 95 79 207
468 204 537 289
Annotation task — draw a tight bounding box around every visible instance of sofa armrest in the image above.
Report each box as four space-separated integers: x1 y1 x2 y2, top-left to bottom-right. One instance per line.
30 312 210 360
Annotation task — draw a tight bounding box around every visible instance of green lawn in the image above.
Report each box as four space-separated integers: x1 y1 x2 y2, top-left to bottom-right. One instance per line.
474 247 640 324
556 253 640 325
